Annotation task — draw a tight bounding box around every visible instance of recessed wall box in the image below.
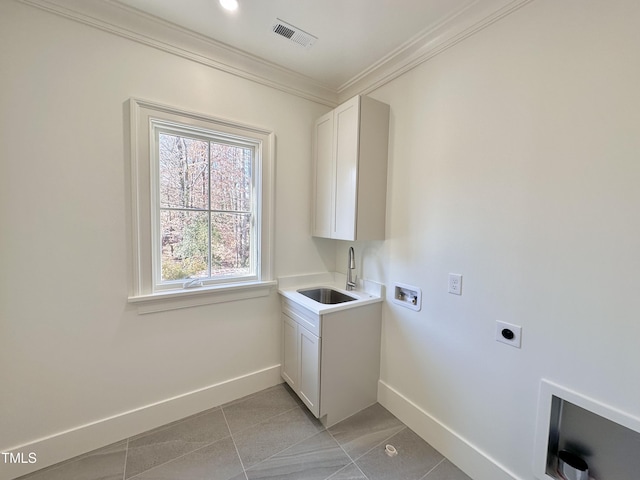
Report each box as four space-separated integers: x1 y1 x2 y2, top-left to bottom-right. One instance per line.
534 379 640 480
392 283 422 311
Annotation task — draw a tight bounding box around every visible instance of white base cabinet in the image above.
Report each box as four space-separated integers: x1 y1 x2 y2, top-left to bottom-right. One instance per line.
280 298 382 427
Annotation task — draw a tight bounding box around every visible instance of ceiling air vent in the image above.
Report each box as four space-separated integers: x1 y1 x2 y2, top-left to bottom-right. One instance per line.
272 18 317 49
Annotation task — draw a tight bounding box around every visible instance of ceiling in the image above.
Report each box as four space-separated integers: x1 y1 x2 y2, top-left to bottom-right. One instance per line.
22 0 531 104
115 0 476 90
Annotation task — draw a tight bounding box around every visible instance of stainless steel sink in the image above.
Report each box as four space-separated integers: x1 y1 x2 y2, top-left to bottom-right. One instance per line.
297 288 357 305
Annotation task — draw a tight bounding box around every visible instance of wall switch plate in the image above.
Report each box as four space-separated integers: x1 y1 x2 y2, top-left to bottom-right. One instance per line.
496 320 522 348
448 273 462 295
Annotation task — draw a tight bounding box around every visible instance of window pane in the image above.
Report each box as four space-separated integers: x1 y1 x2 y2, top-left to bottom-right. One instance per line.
211 213 252 277
159 134 209 209
210 142 252 212
160 210 209 281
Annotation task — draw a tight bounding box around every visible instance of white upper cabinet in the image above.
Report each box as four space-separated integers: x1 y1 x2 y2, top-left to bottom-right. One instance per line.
312 111 334 238
312 95 390 241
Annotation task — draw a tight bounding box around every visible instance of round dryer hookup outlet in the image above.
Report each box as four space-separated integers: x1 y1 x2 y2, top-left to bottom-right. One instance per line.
495 320 522 348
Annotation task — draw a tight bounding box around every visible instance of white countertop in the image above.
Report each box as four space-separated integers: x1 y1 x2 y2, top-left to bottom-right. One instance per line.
277 272 384 315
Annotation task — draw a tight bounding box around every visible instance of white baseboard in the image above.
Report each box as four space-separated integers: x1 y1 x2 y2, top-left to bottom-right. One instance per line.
377 379 523 480
3 365 281 480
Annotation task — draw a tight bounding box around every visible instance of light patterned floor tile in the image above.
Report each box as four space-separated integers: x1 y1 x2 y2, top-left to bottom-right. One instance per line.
129 437 242 480
222 384 301 434
245 431 350 480
326 462 369 480
355 427 444 480
328 403 405 461
233 405 324 468
11 385 475 480
125 408 230 478
15 441 127 480
424 459 472 480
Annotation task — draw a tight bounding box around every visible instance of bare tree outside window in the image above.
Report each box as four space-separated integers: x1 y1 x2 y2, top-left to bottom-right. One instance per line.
158 132 254 283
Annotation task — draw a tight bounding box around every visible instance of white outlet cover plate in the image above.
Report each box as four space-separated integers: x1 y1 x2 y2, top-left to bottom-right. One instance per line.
448 273 462 295
496 320 522 348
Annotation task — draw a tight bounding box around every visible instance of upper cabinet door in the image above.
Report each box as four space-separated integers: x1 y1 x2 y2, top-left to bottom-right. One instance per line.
312 111 334 238
311 95 389 241
333 96 360 240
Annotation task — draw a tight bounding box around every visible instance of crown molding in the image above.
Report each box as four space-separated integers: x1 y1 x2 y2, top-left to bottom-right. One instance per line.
18 0 533 107
18 0 340 107
337 0 534 102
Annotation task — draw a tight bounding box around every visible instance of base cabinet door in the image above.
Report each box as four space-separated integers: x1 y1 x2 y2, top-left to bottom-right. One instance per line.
281 313 299 390
298 325 321 417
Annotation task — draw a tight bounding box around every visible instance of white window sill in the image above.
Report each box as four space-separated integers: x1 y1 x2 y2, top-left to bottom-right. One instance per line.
128 280 277 314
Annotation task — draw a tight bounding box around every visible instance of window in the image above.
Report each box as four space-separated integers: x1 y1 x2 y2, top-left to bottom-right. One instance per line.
153 125 257 288
128 99 275 312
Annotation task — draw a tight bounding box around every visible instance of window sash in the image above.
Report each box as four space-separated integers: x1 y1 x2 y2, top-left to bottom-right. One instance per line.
150 121 261 291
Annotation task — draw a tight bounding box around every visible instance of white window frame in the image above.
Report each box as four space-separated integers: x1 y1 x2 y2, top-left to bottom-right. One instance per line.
127 98 275 313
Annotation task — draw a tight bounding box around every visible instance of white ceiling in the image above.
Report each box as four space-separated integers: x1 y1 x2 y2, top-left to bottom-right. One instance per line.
24 0 531 104
114 0 477 90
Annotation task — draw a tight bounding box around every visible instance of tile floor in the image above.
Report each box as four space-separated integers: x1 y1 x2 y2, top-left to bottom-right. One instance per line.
16 384 472 480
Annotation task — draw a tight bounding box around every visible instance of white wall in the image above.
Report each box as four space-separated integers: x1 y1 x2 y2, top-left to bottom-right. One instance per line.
0 1 332 476
4 1 640 479
363 1 640 479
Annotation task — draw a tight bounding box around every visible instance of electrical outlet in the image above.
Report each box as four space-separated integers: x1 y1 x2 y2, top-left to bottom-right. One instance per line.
448 273 462 295
496 321 522 348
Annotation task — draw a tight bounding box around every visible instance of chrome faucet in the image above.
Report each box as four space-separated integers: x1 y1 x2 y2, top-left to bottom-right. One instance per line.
346 247 356 291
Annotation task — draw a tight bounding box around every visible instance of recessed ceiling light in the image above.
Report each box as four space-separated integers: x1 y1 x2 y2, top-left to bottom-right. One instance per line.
219 0 238 11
